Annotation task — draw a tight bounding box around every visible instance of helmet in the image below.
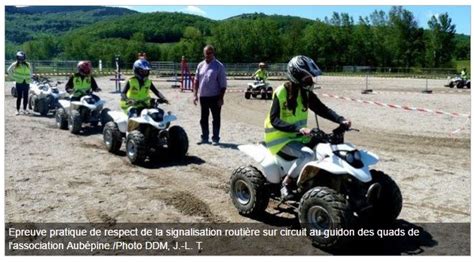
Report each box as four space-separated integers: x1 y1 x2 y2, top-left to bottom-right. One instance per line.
133 59 151 80
16 51 26 62
77 61 92 75
287 55 321 87
259 62 266 68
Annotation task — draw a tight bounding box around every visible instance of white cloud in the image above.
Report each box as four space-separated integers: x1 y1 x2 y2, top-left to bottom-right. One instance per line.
182 6 206 17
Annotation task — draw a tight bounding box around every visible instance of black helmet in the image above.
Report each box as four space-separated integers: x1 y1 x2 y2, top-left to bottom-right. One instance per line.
16 51 26 62
287 55 321 86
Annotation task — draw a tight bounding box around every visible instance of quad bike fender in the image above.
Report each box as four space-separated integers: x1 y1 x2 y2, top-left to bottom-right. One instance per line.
238 144 283 184
297 149 379 186
108 111 128 133
57 99 70 110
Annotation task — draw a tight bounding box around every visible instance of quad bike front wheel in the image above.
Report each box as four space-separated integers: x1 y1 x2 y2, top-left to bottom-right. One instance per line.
168 125 189 159
367 170 402 224
266 87 273 100
29 95 38 112
103 122 123 154
299 186 352 250
37 98 49 116
230 165 269 217
126 130 147 165
55 108 68 130
69 110 82 134
100 108 113 127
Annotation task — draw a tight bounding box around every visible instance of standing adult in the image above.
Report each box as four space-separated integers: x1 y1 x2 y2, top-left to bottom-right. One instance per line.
193 45 227 145
7 51 32 115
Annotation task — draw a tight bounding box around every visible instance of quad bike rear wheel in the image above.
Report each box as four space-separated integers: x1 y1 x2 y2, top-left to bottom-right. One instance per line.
299 186 352 250
103 122 123 154
69 110 82 134
366 170 402 224
126 130 147 165
11 86 17 97
230 165 269 217
55 108 68 130
168 125 189 159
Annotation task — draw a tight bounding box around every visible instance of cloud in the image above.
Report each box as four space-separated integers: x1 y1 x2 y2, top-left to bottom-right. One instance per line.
182 6 206 17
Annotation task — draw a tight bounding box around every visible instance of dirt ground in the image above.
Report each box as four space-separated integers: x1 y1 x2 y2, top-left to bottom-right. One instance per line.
4 75 470 227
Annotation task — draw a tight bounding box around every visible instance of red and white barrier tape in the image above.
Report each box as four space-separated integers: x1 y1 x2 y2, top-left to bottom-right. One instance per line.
450 116 471 135
372 90 470 95
321 93 470 118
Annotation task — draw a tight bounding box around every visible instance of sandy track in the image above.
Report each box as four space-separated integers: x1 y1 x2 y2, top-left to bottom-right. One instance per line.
5 75 470 225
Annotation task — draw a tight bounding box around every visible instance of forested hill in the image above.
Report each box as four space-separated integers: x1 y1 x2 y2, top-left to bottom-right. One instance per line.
6 6 137 43
5 7 471 69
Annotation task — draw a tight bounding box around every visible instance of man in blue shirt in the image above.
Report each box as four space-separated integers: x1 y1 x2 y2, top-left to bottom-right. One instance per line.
193 45 227 145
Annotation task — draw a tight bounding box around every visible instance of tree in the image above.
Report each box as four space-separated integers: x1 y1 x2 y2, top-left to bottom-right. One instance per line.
426 13 456 67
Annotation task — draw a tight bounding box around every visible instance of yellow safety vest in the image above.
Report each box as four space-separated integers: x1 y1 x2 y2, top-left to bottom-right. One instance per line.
12 63 32 84
264 84 310 154
255 69 268 80
120 77 152 112
72 74 92 97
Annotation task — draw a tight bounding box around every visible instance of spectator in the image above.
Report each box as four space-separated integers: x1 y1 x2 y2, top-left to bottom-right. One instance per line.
193 45 227 145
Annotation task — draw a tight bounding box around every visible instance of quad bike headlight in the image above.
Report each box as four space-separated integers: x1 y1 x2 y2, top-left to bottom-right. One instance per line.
335 150 363 168
149 112 164 122
345 152 354 164
85 97 96 104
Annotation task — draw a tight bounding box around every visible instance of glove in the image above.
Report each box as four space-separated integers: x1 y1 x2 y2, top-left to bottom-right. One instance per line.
66 88 73 94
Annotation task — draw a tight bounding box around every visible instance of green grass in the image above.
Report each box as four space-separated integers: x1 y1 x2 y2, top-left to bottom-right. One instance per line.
454 60 470 72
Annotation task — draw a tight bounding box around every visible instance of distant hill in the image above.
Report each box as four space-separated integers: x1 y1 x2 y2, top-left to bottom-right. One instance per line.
5 5 137 43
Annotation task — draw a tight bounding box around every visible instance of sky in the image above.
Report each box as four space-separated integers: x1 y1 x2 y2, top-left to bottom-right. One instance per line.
120 5 471 35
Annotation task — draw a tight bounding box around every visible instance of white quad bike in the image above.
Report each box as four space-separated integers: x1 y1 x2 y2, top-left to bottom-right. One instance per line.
28 75 66 116
445 75 471 89
55 90 111 134
230 125 402 249
102 99 189 165
245 78 273 100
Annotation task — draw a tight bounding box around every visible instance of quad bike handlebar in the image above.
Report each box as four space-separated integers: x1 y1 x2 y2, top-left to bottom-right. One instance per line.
126 98 169 107
309 124 359 144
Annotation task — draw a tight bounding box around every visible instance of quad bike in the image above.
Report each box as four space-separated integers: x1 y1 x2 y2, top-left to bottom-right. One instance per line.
230 125 402 249
102 99 189 165
11 85 17 97
55 90 111 134
28 75 66 116
445 75 471 89
245 79 273 100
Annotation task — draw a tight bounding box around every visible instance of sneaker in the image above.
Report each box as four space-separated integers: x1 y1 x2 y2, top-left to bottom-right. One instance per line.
197 139 210 145
280 186 294 200
15 110 20 116
211 140 219 146
23 109 30 114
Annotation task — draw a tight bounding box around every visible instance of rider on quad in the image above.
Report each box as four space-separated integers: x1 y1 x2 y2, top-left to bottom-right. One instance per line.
461 67 468 81
264 55 351 199
252 62 268 82
65 61 101 100
120 59 169 117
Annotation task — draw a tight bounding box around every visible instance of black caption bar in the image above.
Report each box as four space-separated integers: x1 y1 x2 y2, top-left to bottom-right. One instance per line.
5 222 470 255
